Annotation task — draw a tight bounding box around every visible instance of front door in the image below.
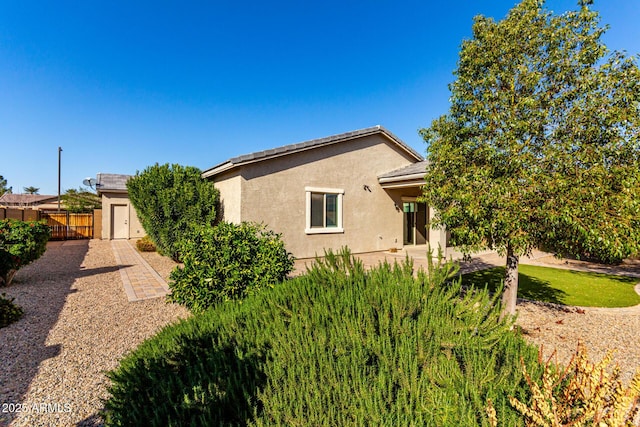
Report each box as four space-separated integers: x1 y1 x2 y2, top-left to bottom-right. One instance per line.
111 205 129 239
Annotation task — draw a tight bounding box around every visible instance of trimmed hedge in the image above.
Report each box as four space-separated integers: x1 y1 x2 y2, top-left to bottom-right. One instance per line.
126 163 220 262
168 222 294 312
104 249 542 426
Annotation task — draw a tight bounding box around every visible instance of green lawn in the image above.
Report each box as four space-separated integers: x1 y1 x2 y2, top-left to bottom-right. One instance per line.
461 264 640 308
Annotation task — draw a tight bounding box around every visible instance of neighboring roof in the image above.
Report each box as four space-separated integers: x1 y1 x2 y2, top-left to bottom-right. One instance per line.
96 173 132 193
378 160 429 188
202 125 424 178
0 193 58 206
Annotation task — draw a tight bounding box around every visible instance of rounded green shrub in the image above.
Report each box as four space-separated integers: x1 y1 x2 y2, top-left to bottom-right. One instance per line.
0 219 51 286
126 163 220 262
168 222 294 312
0 293 23 328
105 249 543 426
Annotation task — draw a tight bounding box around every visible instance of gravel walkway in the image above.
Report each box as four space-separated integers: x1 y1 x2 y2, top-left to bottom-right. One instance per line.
1 241 638 426
0 240 189 427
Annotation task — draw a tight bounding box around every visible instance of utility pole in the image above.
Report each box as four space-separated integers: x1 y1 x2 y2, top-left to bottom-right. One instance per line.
57 146 62 212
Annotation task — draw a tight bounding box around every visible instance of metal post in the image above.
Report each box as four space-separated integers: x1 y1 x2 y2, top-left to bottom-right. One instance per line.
57 147 62 212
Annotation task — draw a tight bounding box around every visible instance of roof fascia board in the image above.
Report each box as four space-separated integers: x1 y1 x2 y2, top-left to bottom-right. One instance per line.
202 161 235 179
379 179 426 189
378 173 426 184
375 127 423 162
97 188 128 195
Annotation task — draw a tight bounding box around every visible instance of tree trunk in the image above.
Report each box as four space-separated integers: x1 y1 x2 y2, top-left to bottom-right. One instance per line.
501 245 519 317
0 269 17 287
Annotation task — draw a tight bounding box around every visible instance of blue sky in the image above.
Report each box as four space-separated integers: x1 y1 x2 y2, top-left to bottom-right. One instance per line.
1 1 639 195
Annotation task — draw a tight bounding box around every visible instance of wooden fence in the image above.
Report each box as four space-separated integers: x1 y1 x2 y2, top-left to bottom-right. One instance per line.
41 211 94 240
0 208 98 240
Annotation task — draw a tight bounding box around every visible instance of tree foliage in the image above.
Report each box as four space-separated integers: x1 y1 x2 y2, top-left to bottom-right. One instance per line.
126 163 220 262
420 0 640 314
0 176 11 196
62 187 101 213
23 186 39 195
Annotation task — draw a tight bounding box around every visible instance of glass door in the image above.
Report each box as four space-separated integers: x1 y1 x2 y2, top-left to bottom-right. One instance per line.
403 202 416 245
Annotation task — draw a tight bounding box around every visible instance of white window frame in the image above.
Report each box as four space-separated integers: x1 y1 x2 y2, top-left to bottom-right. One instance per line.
305 186 344 234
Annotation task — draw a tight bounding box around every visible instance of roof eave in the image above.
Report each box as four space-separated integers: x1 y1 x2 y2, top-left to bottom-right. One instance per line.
96 188 128 195
376 127 423 162
202 161 235 179
203 126 423 180
379 179 426 189
378 172 426 183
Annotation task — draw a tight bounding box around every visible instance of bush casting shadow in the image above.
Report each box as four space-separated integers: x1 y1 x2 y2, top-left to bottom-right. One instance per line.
104 315 267 426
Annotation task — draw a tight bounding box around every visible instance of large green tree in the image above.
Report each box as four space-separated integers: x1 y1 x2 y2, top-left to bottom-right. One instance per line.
62 188 101 213
126 163 220 262
420 0 640 315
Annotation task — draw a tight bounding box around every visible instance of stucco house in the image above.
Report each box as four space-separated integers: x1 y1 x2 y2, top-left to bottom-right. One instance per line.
96 126 446 258
0 193 63 210
202 125 446 258
96 173 145 240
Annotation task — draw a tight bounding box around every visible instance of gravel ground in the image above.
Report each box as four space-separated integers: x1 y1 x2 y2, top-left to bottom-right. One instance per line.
1 241 638 426
516 300 640 384
0 240 190 427
493 255 640 386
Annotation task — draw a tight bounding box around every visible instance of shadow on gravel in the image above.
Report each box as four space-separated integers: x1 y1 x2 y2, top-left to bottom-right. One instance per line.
0 240 124 426
76 413 103 426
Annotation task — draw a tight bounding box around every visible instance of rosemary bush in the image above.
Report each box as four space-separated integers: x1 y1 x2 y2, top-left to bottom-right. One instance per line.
104 248 541 426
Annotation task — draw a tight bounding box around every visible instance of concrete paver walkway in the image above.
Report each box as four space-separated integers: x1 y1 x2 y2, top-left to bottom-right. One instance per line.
111 239 170 301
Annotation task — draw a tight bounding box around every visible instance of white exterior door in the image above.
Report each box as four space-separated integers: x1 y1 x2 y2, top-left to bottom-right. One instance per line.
111 205 129 239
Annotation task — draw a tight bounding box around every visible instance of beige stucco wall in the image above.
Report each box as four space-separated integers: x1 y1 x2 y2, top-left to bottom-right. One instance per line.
100 192 145 239
129 204 145 239
225 134 418 258
428 206 447 252
213 172 242 224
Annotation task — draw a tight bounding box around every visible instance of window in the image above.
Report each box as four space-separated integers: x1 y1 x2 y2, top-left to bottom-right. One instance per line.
305 187 344 234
